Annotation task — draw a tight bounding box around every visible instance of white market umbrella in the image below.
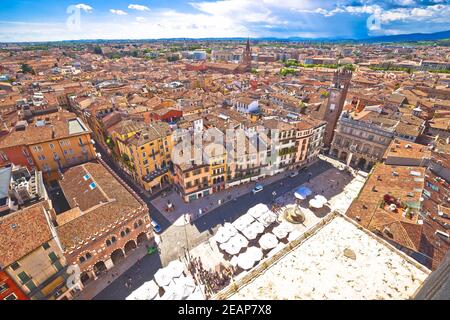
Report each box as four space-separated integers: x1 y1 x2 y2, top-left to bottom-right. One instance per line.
173 276 196 299
257 211 277 227
154 267 173 287
215 226 233 244
221 234 248 255
315 195 327 205
161 283 184 300
258 233 279 250
220 242 241 256
241 224 259 240
223 223 238 235
252 220 265 234
288 230 302 242
247 203 269 219
272 222 294 239
229 255 239 267
230 233 249 249
309 198 323 209
185 286 206 300
167 259 185 278
232 214 255 231
126 280 159 300
246 246 263 262
237 252 255 270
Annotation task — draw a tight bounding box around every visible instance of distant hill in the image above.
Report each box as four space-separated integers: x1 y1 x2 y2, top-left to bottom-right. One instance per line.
360 30 450 43
2 30 450 45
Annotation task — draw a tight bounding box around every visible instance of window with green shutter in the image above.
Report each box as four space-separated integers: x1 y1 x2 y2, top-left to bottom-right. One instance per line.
10 262 20 271
48 252 58 263
53 260 63 272
25 281 37 292
17 271 30 284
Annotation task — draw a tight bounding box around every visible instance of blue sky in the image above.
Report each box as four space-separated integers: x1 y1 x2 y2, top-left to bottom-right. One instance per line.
0 0 449 42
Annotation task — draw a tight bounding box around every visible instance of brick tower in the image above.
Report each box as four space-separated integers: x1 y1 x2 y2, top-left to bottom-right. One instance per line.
320 69 352 149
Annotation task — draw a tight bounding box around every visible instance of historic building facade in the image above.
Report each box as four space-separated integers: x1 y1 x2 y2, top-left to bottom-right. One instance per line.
330 112 395 171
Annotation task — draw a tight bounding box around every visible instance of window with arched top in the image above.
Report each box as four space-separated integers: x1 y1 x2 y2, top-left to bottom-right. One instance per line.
79 256 86 263
111 236 117 243
134 222 139 229
85 252 92 260
138 220 143 226
125 228 130 235
106 239 112 247
120 231 126 237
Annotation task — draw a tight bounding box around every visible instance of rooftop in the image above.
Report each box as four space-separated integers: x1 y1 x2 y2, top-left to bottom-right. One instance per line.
57 161 143 249
227 215 430 300
0 201 54 268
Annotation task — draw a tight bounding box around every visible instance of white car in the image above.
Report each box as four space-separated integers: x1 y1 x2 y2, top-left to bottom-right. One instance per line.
289 171 299 178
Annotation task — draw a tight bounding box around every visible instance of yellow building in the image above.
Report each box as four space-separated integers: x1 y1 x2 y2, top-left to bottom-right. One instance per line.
0 201 74 300
173 141 227 202
0 111 96 182
119 122 173 192
110 120 148 156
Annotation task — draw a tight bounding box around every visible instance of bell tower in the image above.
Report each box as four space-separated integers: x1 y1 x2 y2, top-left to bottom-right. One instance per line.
242 38 252 71
321 69 352 148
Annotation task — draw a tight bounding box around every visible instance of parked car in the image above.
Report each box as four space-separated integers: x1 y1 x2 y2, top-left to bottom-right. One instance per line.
151 220 161 233
252 184 264 194
289 171 299 178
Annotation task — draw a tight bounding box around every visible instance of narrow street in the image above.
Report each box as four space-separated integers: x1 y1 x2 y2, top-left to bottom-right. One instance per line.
93 156 332 300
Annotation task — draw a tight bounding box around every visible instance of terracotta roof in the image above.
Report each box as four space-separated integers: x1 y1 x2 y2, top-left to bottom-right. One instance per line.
57 161 143 249
0 201 53 267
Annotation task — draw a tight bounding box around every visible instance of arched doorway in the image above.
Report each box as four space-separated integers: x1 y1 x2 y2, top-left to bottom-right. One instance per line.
339 151 348 163
331 149 339 158
93 261 107 277
124 240 137 255
137 232 148 246
111 249 125 266
80 271 91 285
357 158 367 170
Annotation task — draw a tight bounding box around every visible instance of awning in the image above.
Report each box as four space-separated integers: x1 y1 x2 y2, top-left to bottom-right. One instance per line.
294 186 312 200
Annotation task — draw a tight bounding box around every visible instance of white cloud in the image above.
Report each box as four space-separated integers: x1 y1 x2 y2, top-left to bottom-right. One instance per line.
110 9 127 15
75 3 93 12
136 17 146 22
128 4 150 11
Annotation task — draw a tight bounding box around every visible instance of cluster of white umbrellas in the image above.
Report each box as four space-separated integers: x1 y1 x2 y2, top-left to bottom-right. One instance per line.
127 259 206 300
160 275 200 300
309 195 328 209
213 203 302 273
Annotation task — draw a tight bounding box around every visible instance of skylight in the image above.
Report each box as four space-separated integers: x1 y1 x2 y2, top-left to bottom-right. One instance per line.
83 174 91 181
89 182 97 190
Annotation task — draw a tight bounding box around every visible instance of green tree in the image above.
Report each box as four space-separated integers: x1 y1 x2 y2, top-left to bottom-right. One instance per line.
20 63 35 75
93 46 103 55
